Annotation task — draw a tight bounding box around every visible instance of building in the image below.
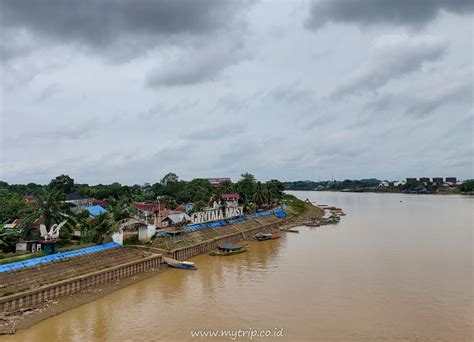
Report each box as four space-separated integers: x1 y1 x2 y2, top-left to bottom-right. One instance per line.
406 178 417 184
446 177 457 184
432 178 443 184
221 193 240 206
420 177 430 183
132 202 167 225
378 181 390 187
197 178 231 187
394 180 406 186
65 193 90 212
160 213 192 228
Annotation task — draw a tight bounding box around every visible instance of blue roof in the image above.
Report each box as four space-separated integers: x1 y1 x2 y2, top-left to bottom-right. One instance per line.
274 210 286 218
87 205 107 217
0 242 120 273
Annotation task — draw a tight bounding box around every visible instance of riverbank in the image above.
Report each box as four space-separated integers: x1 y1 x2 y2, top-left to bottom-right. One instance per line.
1 201 324 335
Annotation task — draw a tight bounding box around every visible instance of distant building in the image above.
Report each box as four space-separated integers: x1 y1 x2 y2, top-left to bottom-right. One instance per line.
378 181 390 187
394 180 406 187
446 177 457 183
432 177 443 184
420 177 430 183
406 178 417 184
197 178 231 187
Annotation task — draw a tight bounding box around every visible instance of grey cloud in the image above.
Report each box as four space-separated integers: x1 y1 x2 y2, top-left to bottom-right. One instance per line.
138 100 199 120
186 123 247 141
334 34 448 97
145 40 249 87
37 83 62 102
364 68 473 118
269 83 315 105
406 79 473 117
306 0 474 31
1 0 252 61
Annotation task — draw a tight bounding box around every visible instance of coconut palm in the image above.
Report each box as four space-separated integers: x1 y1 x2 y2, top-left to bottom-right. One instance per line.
20 188 75 240
91 213 117 244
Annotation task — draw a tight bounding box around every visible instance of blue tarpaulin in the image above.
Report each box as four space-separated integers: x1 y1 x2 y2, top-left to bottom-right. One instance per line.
87 205 107 217
0 242 120 273
273 210 286 218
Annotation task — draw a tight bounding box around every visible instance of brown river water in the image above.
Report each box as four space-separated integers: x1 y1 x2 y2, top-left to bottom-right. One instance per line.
3 191 473 341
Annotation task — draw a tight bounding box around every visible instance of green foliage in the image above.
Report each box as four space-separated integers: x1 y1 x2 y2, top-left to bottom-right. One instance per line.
281 194 307 215
460 180 474 192
49 174 75 194
20 188 75 240
0 226 19 252
0 190 30 223
78 212 117 244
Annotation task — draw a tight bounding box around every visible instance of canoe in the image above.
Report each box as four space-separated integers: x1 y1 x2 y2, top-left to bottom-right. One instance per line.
209 243 247 256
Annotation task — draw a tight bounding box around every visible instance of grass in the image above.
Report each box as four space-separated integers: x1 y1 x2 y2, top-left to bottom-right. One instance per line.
282 194 307 215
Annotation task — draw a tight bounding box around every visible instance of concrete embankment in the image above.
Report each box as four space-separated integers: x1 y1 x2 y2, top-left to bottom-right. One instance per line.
1 203 323 334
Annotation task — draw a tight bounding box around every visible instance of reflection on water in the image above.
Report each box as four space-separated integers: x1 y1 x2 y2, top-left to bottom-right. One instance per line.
5 192 473 341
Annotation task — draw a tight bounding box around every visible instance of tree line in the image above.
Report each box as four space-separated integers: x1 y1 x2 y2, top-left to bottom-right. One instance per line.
0 173 285 252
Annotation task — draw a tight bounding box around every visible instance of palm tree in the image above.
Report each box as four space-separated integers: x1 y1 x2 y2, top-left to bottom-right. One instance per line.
91 213 117 244
20 188 75 240
252 182 269 208
0 225 19 252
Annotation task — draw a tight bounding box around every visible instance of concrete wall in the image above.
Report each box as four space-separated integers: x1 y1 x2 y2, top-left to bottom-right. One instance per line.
0 254 161 314
170 221 283 261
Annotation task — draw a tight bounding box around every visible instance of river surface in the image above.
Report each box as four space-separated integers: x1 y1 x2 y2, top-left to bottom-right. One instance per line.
3 192 473 341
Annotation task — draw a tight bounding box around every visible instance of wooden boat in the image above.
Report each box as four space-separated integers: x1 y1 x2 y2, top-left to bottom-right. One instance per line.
255 233 272 241
209 243 247 256
170 261 197 270
255 233 281 241
280 228 299 233
164 257 197 270
305 222 320 227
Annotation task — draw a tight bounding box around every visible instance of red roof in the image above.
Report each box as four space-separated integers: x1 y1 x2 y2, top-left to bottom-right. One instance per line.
132 202 166 212
23 195 34 202
90 198 108 208
221 193 240 200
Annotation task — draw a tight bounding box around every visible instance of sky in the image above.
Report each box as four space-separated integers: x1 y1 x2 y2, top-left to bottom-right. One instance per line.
0 0 473 185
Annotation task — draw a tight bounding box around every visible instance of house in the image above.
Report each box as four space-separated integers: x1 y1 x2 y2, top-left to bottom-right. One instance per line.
394 180 406 186
221 193 240 206
432 177 443 184
420 177 430 184
160 213 191 228
89 198 108 208
65 193 90 212
132 202 167 225
378 181 390 187
406 178 417 184
23 195 34 202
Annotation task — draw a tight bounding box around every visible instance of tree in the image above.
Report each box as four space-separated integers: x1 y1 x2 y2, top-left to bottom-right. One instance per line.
20 188 75 240
0 190 30 223
161 172 179 186
90 213 117 244
460 180 474 192
0 225 19 252
49 174 75 194
235 173 256 203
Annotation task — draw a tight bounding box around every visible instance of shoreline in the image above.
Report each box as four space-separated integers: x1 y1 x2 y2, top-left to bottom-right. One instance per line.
286 189 473 196
2 203 324 335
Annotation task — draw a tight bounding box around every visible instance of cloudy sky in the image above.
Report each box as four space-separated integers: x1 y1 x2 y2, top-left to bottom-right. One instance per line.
1 0 472 185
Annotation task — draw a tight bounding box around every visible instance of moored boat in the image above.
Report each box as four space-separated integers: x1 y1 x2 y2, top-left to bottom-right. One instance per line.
209 243 247 256
171 261 197 270
255 233 281 241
